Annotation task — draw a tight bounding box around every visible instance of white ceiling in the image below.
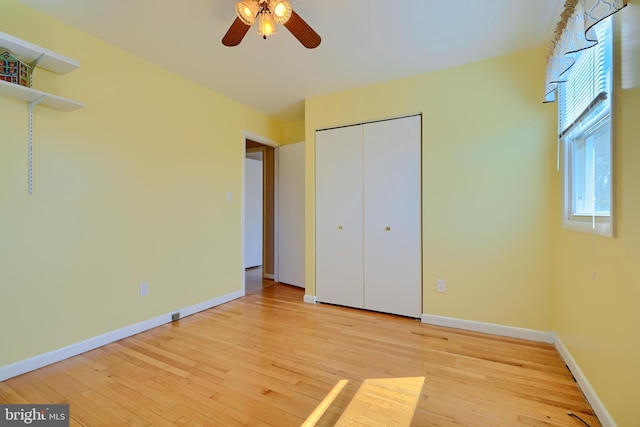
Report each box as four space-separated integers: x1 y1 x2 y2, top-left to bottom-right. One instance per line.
19 0 564 122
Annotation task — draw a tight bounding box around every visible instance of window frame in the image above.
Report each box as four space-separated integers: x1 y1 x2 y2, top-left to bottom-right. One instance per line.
560 15 616 238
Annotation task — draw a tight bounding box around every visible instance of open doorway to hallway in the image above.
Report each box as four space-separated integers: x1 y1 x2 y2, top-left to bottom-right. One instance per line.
244 139 276 294
242 132 305 295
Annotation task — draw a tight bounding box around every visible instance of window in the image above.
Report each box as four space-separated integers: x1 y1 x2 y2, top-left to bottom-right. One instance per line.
560 16 614 237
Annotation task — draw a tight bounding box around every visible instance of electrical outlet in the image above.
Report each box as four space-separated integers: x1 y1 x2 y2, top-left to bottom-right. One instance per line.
139 282 149 297
436 279 446 293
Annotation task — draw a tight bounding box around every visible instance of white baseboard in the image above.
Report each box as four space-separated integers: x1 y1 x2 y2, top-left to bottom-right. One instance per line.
303 294 317 304
0 289 244 382
263 273 275 280
420 314 613 426
421 314 555 343
554 334 616 427
177 289 244 319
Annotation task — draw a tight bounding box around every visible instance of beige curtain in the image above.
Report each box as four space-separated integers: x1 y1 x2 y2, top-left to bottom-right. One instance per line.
544 0 627 102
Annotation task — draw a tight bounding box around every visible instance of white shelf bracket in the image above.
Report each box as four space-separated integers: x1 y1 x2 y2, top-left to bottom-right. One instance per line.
28 95 46 195
29 52 45 69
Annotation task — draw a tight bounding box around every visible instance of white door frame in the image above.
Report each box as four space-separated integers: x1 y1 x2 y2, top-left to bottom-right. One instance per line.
241 130 280 294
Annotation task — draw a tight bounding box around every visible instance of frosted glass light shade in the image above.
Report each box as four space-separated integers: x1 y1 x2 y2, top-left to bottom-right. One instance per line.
269 0 292 24
236 0 259 25
257 11 277 37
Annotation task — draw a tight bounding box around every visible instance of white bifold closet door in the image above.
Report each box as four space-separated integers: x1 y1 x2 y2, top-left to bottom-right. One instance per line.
362 116 421 318
316 125 364 309
315 115 421 318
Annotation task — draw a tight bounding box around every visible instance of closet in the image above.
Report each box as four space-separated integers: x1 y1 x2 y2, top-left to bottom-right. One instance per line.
315 115 422 318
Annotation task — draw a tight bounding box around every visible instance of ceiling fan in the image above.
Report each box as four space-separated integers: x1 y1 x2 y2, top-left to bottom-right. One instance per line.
222 0 321 49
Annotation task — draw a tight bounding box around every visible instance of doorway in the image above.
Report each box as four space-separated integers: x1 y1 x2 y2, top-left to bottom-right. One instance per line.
242 132 306 296
244 138 276 294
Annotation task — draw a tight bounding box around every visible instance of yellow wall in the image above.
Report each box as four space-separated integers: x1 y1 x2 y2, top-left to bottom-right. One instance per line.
284 120 305 145
0 1 283 366
553 5 640 425
305 46 557 331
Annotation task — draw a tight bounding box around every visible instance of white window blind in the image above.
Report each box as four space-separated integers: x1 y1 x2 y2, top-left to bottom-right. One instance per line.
558 19 612 135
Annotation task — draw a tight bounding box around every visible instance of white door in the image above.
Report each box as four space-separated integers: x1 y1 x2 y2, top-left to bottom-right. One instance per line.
315 125 364 308
244 157 263 268
363 116 422 317
278 142 305 287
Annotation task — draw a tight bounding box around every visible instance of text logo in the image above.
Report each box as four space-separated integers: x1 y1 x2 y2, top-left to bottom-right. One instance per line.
0 405 69 426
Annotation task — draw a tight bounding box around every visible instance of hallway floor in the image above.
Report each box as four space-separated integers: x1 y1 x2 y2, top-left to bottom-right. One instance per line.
245 266 275 295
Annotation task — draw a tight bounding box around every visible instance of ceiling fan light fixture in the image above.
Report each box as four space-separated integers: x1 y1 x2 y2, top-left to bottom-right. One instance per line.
269 0 292 24
223 0 320 48
236 0 259 25
257 10 277 38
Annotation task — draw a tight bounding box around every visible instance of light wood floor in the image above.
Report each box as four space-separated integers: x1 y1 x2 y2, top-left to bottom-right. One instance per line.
0 283 599 427
245 266 274 295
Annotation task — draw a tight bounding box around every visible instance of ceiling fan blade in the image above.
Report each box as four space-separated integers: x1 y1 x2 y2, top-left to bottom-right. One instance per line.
284 10 321 49
222 17 251 47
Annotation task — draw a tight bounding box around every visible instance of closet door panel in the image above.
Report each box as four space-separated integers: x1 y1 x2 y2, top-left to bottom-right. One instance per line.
315 126 364 308
363 116 422 318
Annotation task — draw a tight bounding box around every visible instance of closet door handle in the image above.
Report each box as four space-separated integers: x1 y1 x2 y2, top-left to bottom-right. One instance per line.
385 226 391 231
338 225 343 230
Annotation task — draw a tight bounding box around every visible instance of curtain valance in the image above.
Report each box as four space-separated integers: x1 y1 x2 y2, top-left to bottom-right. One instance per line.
544 0 627 102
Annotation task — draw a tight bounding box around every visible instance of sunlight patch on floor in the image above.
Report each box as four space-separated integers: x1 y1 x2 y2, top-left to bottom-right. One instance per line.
303 377 425 427
301 379 349 427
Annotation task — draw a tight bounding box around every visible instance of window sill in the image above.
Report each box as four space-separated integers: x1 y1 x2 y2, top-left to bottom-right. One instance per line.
562 217 614 237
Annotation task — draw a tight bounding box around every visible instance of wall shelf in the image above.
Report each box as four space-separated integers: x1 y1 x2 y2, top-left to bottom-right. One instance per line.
0 31 84 193
0 31 79 74
0 31 84 110
0 80 84 111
